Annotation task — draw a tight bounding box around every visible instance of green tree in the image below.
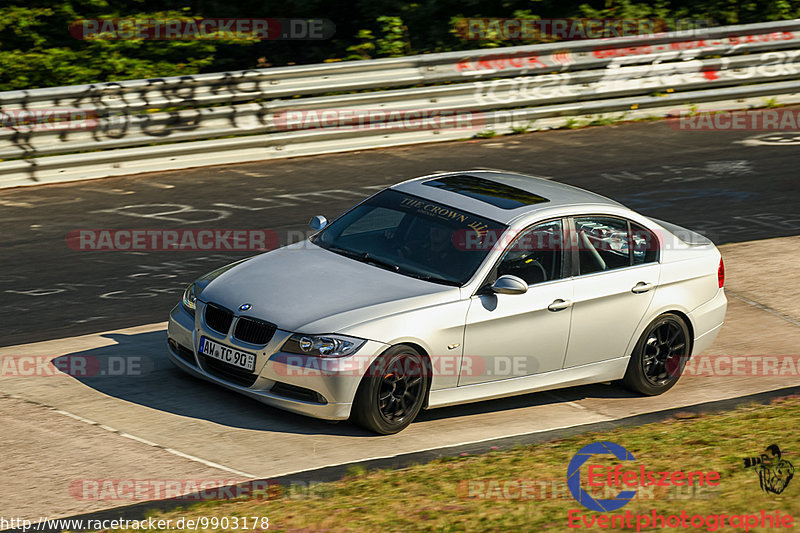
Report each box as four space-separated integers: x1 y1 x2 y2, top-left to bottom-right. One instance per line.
346 16 410 59
2 0 800 90
0 2 244 90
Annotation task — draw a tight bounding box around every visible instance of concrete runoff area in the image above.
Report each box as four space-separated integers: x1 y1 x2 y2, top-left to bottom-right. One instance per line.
1 236 799 521
3 117 800 349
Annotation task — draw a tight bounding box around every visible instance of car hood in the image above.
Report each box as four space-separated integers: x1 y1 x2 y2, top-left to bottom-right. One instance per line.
198 241 460 335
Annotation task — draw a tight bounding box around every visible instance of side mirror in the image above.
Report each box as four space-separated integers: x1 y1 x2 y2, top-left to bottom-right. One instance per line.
309 215 328 231
491 274 528 295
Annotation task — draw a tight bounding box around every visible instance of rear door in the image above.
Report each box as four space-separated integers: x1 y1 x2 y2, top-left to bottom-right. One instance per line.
562 216 661 368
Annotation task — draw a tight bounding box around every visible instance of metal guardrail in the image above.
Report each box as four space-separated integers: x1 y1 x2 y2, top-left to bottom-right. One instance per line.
1 19 800 188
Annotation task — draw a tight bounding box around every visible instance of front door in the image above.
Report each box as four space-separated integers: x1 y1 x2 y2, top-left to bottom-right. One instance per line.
460 219 572 385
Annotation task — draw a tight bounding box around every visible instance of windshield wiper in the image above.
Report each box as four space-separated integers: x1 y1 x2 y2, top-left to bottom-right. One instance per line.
324 246 398 272
324 245 363 261
401 272 461 286
361 252 401 273
324 245 459 285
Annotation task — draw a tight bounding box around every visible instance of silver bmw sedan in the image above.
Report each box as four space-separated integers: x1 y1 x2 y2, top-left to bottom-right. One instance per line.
167 170 726 434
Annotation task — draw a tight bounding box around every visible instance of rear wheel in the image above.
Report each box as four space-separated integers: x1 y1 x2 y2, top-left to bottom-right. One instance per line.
622 313 690 396
351 345 429 434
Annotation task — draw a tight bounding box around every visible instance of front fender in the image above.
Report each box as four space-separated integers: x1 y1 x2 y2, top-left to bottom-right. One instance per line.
339 296 471 391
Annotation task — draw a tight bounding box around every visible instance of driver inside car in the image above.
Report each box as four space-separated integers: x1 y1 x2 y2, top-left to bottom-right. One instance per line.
418 224 457 272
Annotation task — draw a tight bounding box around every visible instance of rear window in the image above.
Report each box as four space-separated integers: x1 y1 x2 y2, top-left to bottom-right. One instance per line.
651 218 712 246
575 217 660 275
423 174 549 209
631 222 659 265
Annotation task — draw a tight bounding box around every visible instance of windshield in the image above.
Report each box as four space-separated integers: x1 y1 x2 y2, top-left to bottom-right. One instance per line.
312 189 507 286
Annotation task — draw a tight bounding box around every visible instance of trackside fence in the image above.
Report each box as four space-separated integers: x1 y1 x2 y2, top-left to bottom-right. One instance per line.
1 19 799 188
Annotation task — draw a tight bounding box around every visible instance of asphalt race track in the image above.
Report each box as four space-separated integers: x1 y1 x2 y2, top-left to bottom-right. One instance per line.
3 235 800 520
2 112 800 521
2 115 799 347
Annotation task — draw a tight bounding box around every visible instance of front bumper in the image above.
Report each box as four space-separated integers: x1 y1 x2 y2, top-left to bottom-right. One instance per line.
167 302 390 421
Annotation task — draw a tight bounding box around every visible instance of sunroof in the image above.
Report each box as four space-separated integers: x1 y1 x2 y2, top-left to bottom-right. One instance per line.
423 175 549 210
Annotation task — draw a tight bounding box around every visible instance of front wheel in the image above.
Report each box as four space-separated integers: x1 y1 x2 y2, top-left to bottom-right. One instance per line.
622 313 690 396
351 345 429 434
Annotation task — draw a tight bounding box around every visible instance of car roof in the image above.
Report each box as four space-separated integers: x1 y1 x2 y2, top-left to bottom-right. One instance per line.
391 170 624 225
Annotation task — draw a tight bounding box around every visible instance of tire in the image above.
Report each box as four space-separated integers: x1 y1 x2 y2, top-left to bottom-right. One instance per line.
351 345 430 434
622 313 691 396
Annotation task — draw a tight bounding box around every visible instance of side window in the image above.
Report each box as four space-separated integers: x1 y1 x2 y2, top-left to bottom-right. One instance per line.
631 222 659 265
574 216 631 275
496 220 564 285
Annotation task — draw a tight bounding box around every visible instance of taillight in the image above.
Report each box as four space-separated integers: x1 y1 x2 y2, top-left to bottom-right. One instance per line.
718 258 725 288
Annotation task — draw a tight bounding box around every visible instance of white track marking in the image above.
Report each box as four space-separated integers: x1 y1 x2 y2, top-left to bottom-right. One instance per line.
80 187 135 195
727 289 800 328
259 419 616 481
0 199 34 208
543 391 589 410
2 392 258 479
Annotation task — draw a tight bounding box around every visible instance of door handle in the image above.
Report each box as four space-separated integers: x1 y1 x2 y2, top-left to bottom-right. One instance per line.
631 282 655 294
548 299 572 312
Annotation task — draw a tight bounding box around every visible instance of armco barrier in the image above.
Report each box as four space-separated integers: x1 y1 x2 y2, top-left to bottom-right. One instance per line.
1 19 799 188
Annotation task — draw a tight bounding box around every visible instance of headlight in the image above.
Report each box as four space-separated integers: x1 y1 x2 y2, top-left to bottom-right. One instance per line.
179 257 254 316
182 283 198 314
282 334 365 357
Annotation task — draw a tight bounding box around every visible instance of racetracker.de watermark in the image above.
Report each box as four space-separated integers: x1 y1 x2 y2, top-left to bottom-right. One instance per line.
678 355 800 377
0 355 152 378
457 478 718 501
69 18 335 40
272 109 486 131
64 225 713 254
272 354 528 378
70 479 280 501
1 109 98 131
453 18 714 41
671 109 800 131
452 226 659 252
68 478 337 501
66 229 279 251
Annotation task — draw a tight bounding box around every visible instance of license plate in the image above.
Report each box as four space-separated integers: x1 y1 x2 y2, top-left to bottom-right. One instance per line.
199 337 256 372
